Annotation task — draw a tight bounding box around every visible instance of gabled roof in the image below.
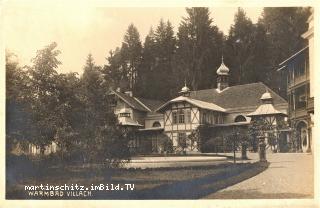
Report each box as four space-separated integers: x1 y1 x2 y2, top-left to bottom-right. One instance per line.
111 90 149 112
135 97 165 112
111 90 164 112
189 82 287 110
247 103 287 117
156 96 226 113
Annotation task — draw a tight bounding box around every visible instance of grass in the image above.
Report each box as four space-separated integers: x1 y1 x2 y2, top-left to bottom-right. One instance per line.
6 161 269 199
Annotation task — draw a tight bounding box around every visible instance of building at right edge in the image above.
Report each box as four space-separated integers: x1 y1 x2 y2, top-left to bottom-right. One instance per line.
278 8 314 153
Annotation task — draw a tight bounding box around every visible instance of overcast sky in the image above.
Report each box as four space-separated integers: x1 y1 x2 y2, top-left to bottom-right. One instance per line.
4 5 263 74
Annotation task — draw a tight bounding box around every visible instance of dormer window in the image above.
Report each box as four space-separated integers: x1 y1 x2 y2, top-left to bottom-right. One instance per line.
119 112 131 118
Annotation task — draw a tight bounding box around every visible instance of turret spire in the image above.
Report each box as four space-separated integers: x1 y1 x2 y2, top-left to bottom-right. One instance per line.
216 55 230 91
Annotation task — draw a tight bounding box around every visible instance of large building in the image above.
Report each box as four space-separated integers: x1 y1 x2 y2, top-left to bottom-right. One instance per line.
278 8 314 153
111 57 288 154
156 58 288 153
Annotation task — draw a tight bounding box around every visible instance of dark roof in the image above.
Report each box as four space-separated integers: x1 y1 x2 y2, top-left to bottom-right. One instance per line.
136 97 165 112
112 91 149 112
112 90 164 112
189 82 287 110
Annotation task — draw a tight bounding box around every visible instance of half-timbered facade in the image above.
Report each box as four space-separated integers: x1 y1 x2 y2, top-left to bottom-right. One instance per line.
106 56 288 154
157 95 226 152
156 58 288 153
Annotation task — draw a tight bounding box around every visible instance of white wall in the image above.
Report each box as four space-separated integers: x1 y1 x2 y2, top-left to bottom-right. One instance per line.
145 112 164 128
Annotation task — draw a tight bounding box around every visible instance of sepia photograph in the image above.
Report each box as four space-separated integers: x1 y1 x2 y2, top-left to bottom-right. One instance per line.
2 0 318 207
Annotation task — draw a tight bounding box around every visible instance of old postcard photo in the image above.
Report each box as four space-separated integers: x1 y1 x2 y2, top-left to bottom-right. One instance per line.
2 0 319 207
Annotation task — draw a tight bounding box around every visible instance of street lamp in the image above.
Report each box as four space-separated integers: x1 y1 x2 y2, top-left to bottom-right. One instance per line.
247 89 287 162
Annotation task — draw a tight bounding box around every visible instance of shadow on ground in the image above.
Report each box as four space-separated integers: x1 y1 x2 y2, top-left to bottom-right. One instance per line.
7 161 270 199
92 162 269 199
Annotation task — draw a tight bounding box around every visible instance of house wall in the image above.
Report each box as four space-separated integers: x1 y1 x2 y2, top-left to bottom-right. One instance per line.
132 110 147 126
114 97 146 126
163 102 200 151
145 112 164 128
162 102 226 152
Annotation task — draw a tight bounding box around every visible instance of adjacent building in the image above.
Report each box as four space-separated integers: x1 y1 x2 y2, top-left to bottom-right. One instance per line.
277 8 314 153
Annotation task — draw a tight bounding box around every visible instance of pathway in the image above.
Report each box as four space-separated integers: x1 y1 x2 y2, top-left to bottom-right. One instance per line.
206 152 314 199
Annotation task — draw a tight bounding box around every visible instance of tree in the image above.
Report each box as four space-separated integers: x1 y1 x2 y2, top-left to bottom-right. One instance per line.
137 20 177 100
6 51 34 152
225 126 249 162
175 7 224 91
260 7 310 97
103 47 123 90
225 8 256 85
121 24 143 92
27 42 62 154
79 54 131 165
104 24 142 94
54 72 82 161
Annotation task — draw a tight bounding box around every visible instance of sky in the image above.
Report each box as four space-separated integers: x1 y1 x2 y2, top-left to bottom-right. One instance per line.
4 4 263 74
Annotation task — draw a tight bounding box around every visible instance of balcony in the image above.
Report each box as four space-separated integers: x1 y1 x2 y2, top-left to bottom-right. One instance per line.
307 97 314 112
288 75 308 89
289 108 308 120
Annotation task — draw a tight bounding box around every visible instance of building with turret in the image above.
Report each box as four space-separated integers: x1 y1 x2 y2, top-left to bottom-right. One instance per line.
155 57 288 153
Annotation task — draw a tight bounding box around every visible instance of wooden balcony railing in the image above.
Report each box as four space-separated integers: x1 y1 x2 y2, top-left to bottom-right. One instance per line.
307 97 314 112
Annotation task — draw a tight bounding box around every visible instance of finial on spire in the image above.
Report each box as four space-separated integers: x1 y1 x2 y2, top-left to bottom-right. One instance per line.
222 54 224 63
180 78 190 96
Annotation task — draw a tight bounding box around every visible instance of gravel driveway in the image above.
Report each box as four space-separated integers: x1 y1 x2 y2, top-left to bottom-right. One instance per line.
206 152 314 199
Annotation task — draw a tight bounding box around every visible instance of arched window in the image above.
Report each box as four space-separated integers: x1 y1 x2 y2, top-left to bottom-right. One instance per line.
152 121 161 127
234 115 247 122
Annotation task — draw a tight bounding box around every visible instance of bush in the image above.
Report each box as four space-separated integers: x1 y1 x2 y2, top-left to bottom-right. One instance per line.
202 137 227 153
163 138 173 154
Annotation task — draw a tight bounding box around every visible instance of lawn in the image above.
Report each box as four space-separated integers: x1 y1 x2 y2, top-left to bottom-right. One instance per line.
6 160 269 199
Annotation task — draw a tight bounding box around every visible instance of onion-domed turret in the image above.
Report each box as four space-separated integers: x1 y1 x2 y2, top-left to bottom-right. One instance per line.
179 80 191 97
216 56 230 91
216 56 230 75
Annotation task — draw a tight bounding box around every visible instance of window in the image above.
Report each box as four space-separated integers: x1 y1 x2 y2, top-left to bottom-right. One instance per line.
178 110 185 124
152 121 161 127
172 111 178 124
215 113 219 124
173 109 190 124
119 113 130 117
185 109 191 123
202 112 207 124
178 133 187 148
235 115 247 122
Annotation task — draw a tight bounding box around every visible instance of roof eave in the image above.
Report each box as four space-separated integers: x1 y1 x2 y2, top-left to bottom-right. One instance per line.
278 46 308 66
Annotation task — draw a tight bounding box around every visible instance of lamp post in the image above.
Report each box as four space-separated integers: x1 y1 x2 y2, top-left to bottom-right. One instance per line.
248 89 287 162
